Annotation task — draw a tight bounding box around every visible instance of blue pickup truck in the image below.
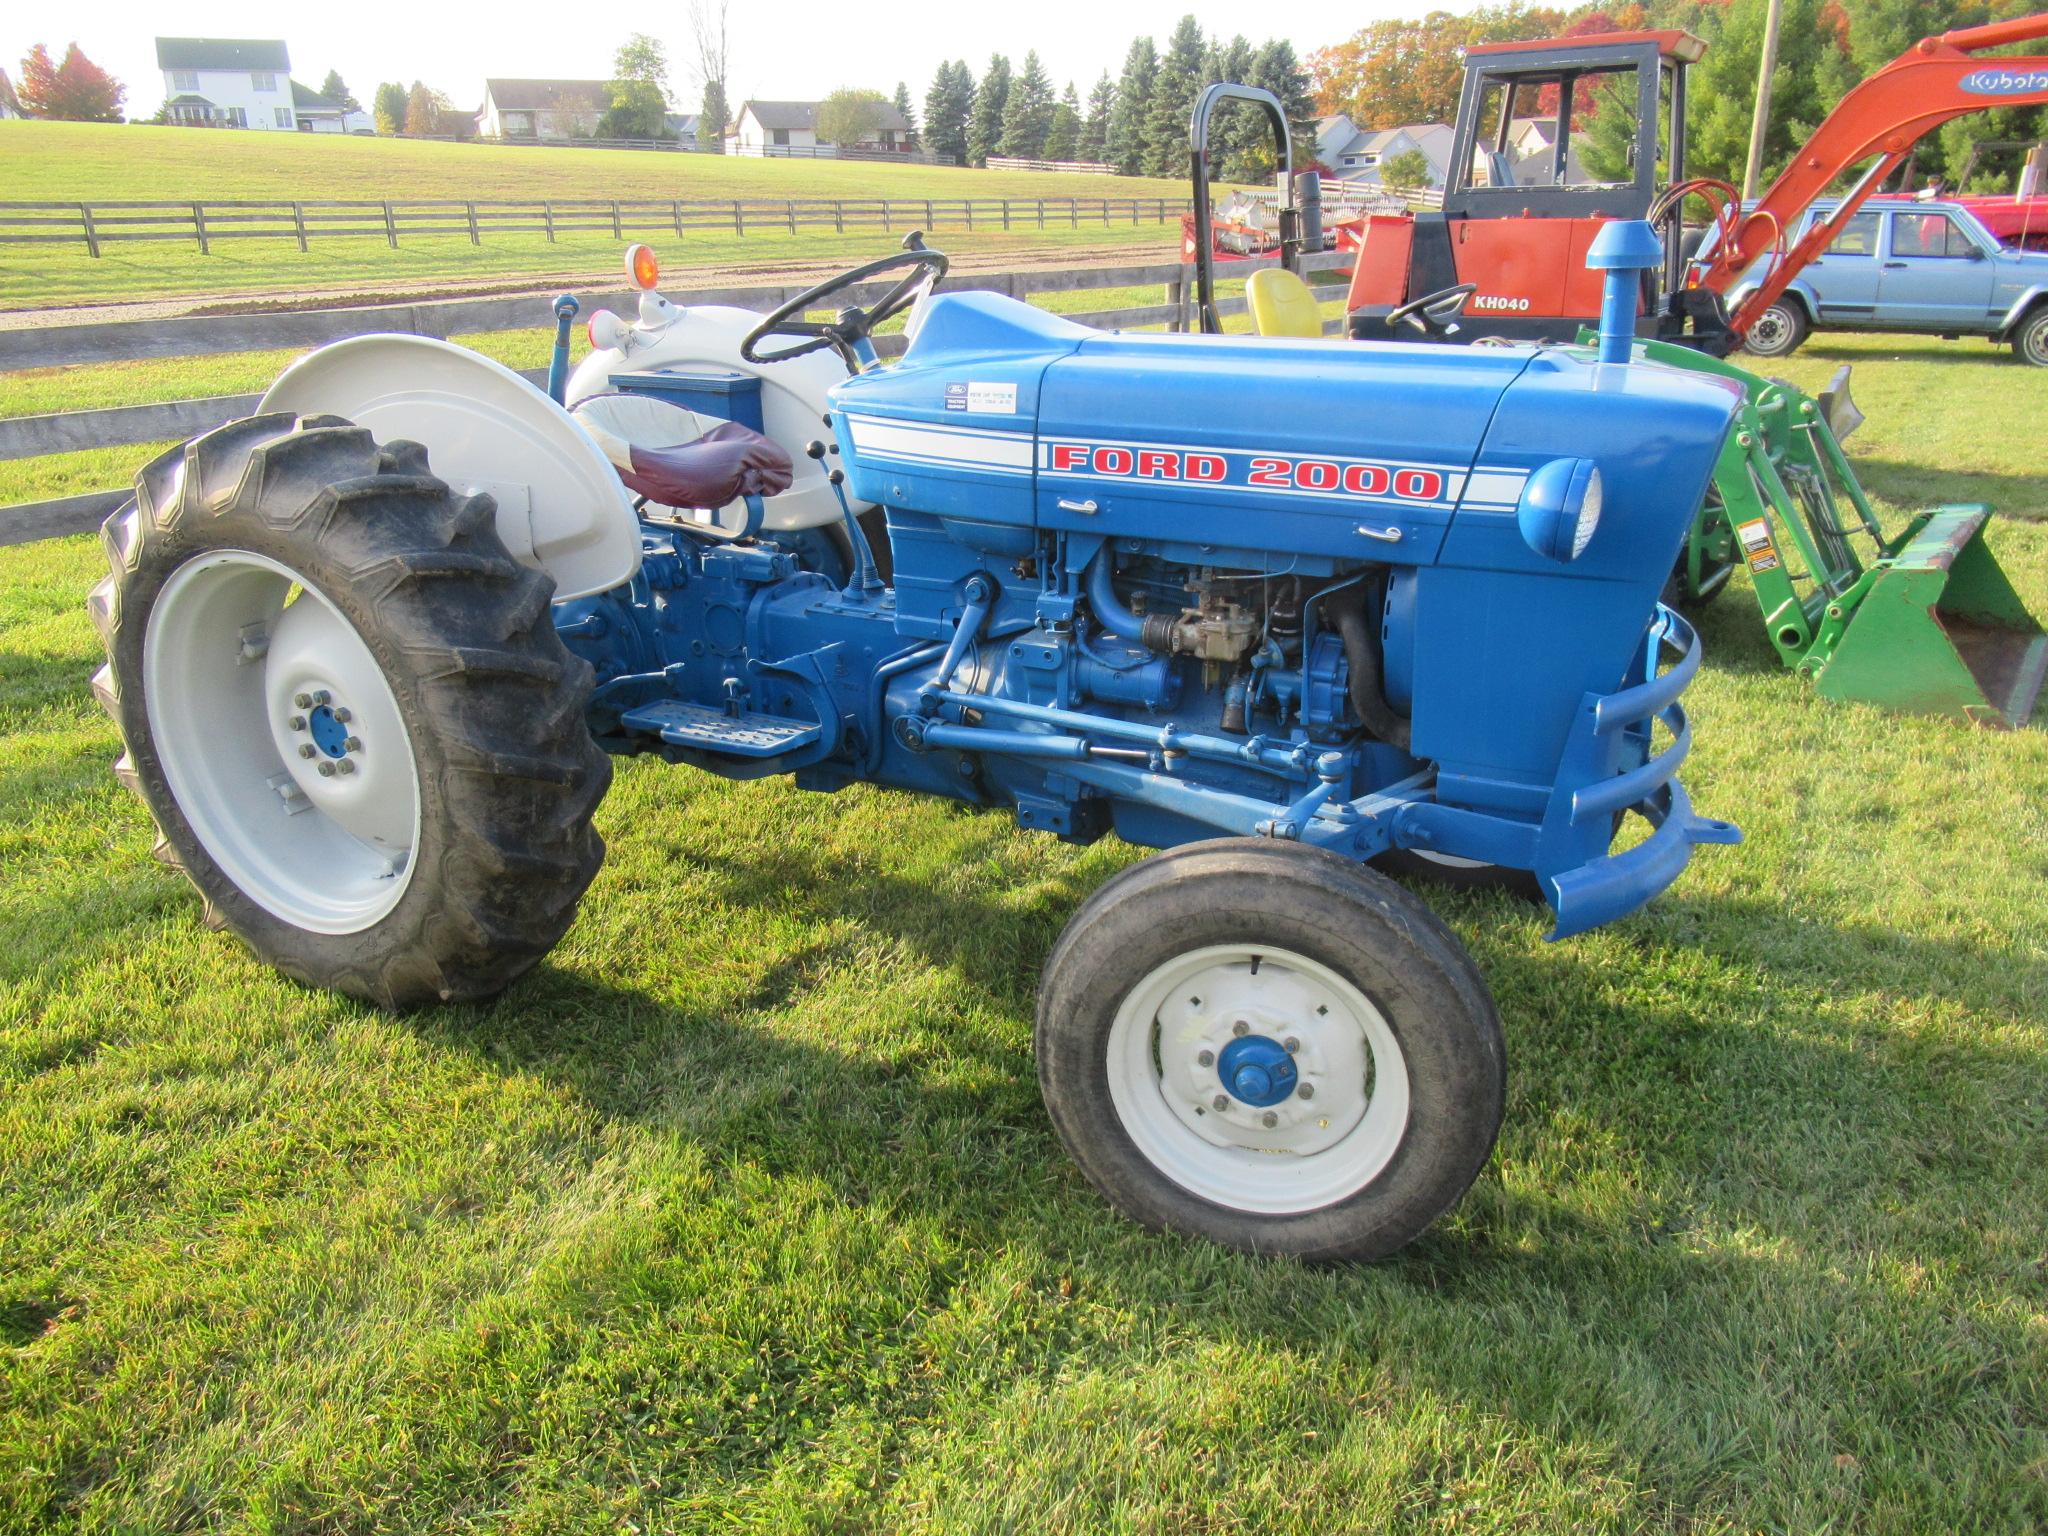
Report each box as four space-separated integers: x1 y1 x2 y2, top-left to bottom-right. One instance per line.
1719 196 2048 365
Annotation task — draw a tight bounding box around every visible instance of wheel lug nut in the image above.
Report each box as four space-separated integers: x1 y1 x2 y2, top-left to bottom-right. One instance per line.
312 690 331 705
1298 1083 1315 1100
1283 1036 1300 1053
316 760 337 777
294 692 313 708
1232 1020 1249 1037
288 715 306 731
1261 1111 1278 1128
1211 1094 1229 1111
344 737 362 753
332 707 352 723
336 760 357 775
1197 1049 1214 1067
298 744 317 759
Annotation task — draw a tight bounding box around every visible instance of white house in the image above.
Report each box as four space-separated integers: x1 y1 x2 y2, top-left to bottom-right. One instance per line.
1317 115 1454 189
289 81 371 134
477 79 609 140
729 100 913 156
157 38 298 130
1505 117 1591 186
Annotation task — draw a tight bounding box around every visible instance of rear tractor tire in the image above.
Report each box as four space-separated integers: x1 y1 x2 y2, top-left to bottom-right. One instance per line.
89 413 610 1008
1036 839 1506 1262
1741 300 1809 360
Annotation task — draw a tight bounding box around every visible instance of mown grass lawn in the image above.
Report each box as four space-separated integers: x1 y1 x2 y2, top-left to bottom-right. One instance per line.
1 328 2045 1532
0 121 1189 310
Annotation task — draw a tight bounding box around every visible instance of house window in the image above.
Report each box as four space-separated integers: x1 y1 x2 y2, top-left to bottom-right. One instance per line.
275 107 293 128
251 72 276 92
771 128 789 145
1343 156 1358 166
224 106 247 128
171 70 200 91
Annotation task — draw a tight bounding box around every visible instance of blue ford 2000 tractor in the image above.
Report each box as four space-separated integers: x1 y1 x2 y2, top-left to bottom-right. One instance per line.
89 224 1740 1261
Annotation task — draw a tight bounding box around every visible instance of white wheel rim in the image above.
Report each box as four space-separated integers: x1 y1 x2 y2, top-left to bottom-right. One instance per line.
143 549 421 934
1104 942 1412 1215
1750 309 1791 352
1407 850 1490 871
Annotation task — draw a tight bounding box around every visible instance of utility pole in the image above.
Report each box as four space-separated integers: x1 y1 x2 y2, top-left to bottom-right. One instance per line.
1742 0 1785 201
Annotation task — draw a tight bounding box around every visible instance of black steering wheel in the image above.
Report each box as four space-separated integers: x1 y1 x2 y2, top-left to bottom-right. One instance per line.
1388 282 1478 338
741 245 950 368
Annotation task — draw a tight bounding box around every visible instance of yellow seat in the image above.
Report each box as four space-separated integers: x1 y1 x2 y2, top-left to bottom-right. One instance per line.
1245 268 1323 338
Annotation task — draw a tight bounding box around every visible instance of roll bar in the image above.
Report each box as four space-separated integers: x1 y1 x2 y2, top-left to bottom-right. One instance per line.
1187 84 1317 335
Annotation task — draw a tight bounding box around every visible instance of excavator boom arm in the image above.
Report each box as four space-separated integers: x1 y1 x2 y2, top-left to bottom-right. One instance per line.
1696 14 2048 336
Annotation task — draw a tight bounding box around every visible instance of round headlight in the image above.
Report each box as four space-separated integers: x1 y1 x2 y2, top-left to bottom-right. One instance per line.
1515 456 1603 562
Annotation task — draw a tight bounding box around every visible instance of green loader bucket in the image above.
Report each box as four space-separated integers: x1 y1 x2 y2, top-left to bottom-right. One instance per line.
1814 505 2048 728
1623 336 2045 729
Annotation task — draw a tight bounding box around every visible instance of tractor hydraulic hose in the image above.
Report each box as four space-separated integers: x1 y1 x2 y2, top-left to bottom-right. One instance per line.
1327 580 1411 751
1084 552 1149 643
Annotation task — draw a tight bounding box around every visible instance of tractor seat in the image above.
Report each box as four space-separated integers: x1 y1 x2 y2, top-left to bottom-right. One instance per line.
570 392 793 508
1246 268 1324 338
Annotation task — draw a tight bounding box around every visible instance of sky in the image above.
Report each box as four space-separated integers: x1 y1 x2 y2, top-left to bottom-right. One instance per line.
0 1 1438 120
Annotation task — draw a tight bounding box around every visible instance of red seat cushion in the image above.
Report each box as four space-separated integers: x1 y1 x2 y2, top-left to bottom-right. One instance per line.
571 393 794 509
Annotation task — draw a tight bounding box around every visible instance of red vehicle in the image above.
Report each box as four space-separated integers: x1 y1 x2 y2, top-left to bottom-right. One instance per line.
1341 15 2048 352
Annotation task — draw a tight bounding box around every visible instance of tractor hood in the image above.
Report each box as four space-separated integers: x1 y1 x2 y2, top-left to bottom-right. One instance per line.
832 291 1740 582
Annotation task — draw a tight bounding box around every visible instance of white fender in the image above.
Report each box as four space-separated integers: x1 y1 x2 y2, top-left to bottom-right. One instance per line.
566 304 863 533
260 335 640 601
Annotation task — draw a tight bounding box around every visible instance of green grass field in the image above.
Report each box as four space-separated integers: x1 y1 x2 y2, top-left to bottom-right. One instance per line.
0 122 1189 310
2 327 2046 1531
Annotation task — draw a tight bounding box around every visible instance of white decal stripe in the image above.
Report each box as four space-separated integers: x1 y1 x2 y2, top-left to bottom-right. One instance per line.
857 448 1031 476
847 418 1035 469
843 413 1033 445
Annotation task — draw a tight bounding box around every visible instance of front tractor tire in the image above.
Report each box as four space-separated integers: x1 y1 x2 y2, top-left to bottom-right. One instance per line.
1741 299 1809 360
90 413 610 1008
1036 840 1506 1262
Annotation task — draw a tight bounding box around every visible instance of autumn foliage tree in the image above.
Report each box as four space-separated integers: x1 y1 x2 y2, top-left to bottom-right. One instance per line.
17 43 125 122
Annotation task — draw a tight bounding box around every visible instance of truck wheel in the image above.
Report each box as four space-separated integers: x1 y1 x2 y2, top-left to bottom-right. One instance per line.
2014 308 2048 367
1742 301 1808 359
1036 839 1505 1262
89 413 610 1009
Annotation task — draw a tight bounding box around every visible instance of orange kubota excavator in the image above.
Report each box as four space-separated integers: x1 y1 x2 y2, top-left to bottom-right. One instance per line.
1341 13 2048 353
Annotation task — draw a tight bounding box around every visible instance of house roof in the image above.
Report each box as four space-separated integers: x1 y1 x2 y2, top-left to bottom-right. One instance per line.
290 81 345 113
165 94 215 106
156 38 290 72
1327 121 1452 163
483 79 610 112
739 99 912 135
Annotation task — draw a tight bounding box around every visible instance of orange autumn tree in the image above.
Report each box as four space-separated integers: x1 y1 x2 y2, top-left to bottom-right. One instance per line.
17 42 124 122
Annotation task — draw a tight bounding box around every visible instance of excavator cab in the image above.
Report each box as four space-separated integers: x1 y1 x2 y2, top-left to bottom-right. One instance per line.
1344 29 1715 346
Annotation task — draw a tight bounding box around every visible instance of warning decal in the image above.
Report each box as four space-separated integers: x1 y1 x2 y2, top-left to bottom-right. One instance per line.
1736 517 1780 575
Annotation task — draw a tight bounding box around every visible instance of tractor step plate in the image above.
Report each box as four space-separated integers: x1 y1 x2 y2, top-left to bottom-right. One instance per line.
619 700 822 758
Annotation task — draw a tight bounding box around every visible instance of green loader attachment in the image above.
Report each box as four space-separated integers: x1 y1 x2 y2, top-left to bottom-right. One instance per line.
1638 339 2046 729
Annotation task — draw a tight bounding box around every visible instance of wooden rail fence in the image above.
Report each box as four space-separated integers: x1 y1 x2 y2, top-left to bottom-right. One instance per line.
0 248 1349 546
0 197 1188 258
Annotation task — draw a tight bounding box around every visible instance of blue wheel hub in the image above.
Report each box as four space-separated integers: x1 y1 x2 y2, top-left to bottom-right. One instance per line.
1217 1033 1297 1108
307 703 351 759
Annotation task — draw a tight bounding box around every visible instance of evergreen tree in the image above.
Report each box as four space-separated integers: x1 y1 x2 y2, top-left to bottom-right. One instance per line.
700 78 729 153
966 52 1011 167
1108 37 1158 175
892 80 916 142
1249 38 1317 174
999 50 1055 159
373 81 408 135
319 69 359 112
1201 34 1259 180
1045 83 1082 162
1143 14 1208 178
922 60 974 165
1080 72 1114 164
